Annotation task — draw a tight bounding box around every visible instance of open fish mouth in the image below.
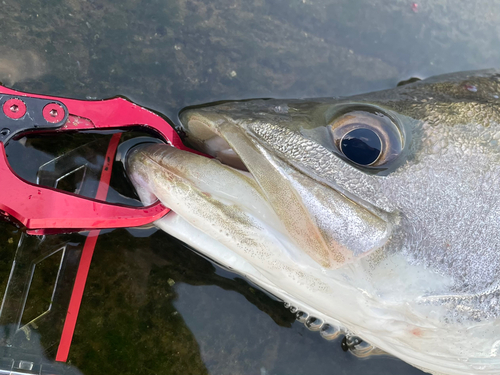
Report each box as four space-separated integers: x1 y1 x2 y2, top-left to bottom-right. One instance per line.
177 104 393 269
179 109 250 172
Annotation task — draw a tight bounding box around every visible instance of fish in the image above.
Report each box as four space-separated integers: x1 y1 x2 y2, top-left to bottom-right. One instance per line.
126 70 500 375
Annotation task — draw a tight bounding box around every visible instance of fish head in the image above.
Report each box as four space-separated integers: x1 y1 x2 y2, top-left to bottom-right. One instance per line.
179 70 500 284
127 70 500 374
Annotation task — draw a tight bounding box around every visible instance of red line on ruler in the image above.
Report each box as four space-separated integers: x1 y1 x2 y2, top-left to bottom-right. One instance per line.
55 132 122 362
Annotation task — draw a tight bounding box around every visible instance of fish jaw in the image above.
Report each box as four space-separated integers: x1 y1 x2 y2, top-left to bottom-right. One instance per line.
178 109 392 269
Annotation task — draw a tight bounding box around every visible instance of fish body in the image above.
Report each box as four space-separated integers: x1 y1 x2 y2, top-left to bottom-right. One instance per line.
127 70 500 375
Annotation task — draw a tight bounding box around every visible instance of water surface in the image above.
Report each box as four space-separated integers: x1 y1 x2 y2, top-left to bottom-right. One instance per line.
1 1 500 374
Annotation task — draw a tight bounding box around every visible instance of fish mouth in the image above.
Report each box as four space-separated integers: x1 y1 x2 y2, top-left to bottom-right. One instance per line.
178 107 392 269
179 109 250 172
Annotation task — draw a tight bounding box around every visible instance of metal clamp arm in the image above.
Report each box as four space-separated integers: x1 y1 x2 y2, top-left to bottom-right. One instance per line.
0 143 169 234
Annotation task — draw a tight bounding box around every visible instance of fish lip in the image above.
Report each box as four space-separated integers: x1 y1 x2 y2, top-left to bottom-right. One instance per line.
179 110 251 172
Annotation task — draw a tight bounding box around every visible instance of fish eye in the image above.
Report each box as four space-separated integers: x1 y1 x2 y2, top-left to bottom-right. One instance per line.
329 109 403 168
340 128 381 166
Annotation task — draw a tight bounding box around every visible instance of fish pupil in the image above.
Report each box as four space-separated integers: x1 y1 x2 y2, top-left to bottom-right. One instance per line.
340 128 381 165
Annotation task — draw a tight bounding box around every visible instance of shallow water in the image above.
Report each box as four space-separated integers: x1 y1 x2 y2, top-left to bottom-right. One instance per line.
1 0 500 374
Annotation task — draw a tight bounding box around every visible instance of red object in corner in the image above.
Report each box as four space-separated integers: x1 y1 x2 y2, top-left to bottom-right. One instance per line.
0 85 201 234
55 133 122 363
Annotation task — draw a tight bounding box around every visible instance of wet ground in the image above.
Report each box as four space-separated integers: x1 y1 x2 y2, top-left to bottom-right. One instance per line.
1 0 500 374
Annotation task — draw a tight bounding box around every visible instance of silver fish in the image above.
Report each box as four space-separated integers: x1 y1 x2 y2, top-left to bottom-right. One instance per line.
127 70 500 375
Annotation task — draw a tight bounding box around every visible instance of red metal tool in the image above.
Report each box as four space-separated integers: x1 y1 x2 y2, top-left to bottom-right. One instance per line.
0 85 196 235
